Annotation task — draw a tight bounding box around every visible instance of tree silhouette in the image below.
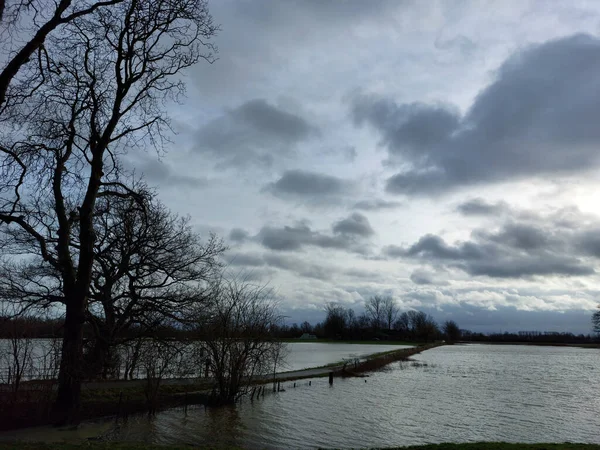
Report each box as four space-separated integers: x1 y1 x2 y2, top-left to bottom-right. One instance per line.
0 0 217 424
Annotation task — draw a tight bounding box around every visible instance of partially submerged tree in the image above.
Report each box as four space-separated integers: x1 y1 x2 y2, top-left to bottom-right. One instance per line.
194 277 285 405
0 0 218 423
85 193 225 378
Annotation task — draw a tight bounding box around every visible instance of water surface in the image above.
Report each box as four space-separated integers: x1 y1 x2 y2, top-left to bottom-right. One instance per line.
102 344 600 448
282 342 411 371
3 344 599 449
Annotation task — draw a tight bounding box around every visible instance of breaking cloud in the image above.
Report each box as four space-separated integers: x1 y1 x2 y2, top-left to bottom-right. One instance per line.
196 99 316 168
332 213 374 237
265 169 355 203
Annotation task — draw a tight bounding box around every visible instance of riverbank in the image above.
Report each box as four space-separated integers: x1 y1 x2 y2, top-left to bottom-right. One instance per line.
1 442 600 449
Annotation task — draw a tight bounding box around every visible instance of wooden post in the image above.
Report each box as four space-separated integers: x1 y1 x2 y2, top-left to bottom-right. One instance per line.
309 380 311 386
277 381 281 392
184 392 188 415
293 382 296 388
329 372 333 385
116 391 123 422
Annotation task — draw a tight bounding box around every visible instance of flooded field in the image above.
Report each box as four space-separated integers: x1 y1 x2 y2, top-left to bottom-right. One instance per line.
3 344 599 449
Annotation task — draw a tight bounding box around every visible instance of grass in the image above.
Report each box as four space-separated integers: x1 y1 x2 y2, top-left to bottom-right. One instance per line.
0 442 599 450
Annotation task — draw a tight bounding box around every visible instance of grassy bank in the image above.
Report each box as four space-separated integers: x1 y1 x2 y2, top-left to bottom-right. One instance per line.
1 442 599 450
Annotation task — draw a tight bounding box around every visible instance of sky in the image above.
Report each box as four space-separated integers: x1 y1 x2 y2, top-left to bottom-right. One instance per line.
125 0 600 334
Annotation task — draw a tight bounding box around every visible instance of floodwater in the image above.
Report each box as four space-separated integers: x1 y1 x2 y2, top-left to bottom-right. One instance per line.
3 344 600 449
0 339 410 380
282 342 411 371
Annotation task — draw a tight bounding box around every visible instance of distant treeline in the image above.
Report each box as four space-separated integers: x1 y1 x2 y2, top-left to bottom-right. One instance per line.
461 330 596 344
271 298 462 343
1 313 596 345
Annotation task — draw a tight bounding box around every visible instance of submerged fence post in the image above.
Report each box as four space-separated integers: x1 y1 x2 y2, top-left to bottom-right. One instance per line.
116 390 123 422
329 372 333 385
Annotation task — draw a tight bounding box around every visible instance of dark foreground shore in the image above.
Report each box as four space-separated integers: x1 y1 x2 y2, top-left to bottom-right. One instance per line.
1 441 600 449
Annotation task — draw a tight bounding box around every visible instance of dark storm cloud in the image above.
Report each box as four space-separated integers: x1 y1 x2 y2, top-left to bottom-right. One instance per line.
265 170 353 202
353 34 600 194
353 100 460 162
353 199 402 211
257 214 374 253
382 245 405 258
456 198 509 216
229 228 250 243
258 223 318 251
227 253 265 267
136 158 207 188
332 213 374 237
263 254 332 281
225 250 333 281
196 99 315 168
478 223 550 251
575 229 600 258
410 268 448 286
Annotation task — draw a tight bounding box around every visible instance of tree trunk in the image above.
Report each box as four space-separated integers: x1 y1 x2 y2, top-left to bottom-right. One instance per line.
53 293 86 426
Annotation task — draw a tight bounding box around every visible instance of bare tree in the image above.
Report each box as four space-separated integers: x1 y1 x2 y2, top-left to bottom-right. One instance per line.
85 192 225 378
323 302 350 338
193 277 285 405
443 320 461 343
0 0 127 111
382 296 398 331
0 0 218 424
0 306 34 396
593 305 600 335
365 295 386 331
139 339 185 415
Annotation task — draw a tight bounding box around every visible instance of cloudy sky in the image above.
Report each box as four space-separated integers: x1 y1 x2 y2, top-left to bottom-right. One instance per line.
127 0 600 333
